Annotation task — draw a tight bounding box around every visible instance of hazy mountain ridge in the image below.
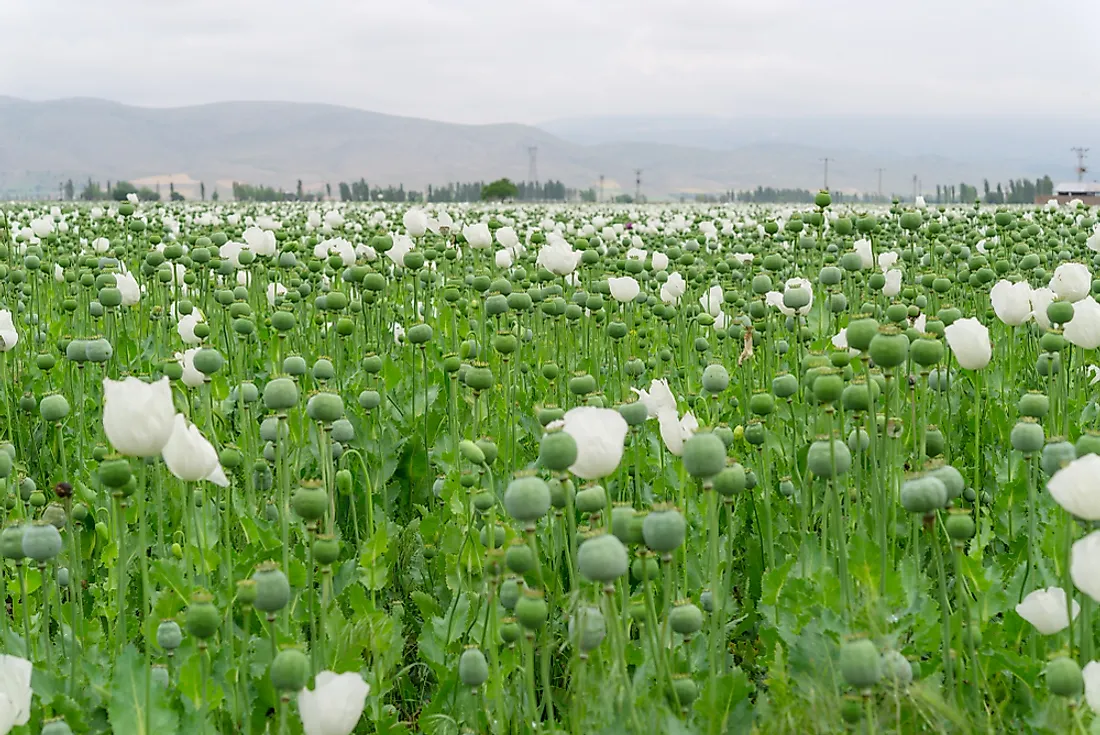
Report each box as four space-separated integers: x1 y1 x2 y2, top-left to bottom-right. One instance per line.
0 97 1079 200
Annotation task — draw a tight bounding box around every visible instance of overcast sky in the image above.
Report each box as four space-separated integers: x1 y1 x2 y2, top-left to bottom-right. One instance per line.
4 0 1099 125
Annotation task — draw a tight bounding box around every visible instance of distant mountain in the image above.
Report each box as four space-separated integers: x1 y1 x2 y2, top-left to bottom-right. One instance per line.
0 98 1081 201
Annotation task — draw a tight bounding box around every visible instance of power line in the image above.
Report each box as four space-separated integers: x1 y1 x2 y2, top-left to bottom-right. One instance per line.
1072 147 1090 182
527 146 538 200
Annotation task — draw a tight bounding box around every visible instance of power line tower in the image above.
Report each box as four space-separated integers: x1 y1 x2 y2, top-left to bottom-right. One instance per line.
1072 147 1090 181
634 169 642 202
820 157 832 189
527 146 538 200
875 168 885 201
911 174 918 202
598 174 605 203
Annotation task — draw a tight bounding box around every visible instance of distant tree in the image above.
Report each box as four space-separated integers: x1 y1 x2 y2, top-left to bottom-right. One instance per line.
296 179 304 201
112 181 138 201
137 186 160 202
481 178 519 201
211 189 219 202
325 183 332 200
613 194 634 204
170 183 185 201
339 182 352 201
64 179 75 201
579 188 597 202
200 182 206 201
80 179 104 201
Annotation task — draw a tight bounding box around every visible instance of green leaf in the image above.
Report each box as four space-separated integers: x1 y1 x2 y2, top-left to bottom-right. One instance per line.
108 646 180 735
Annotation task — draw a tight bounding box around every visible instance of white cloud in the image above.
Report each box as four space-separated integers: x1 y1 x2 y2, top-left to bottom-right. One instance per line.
1 0 1097 123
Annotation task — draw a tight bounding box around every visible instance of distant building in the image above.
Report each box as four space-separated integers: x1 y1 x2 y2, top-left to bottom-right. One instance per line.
1038 182 1100 205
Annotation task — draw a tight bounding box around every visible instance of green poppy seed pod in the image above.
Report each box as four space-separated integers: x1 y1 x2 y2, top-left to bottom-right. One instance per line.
618 399 648 427
291 481 328 522
643 506 686 554
42 503 67 529
577 532 629 583
192 347 223 376
841 380 876 413
840 694 864 723
358 390 381 410
1046 656 1083 697
1010 418 1045 454
407 323 433 345
750 392 775 416
815 190 832 208
311 358 335 381
306 392 344 423
812 372 844 403
1077 431 1100 458
669 675 699 709
330 418 355 444
22 521 62 561
263 377 299 410
569 606 607 653
927 464 965 498
539 430 577 471
806 438 852 478
1 524 25 560
911 337 943 367
1018 392 1050 419
549 477 574 509
504 541 536 575
845 318 880 352
503 475 551 525
499 617 521 645
880 651 914 686
500 578 522 610
479 523 505 549
0 452 11 480
251 562 291 613
185 592 220 640
1047 300 1075 325
771 373 798 398
1040 330 1065 353
515 589 548 630
631 554 659 582
64 339 87 363
868 326 908 368
156 620 183 651
458 647 489 689
219 446 242 470
1041 439 1076 476
701 364 729 393
900 476 947 514
283 355 308 376
40 719 73 735
574 484 607 514
945 510 975 541
84 338 113 363
713 463 746 497
313 535 340 566
334 468 353 495
840 638 882 690
464 365 493 391
610 505 635 542
681 432 727 479
271 310 296 331
925 427 945 458
568 373 598 396
669 601 704 636
40 394 70 422
236 579 258 607
270 648 311 692
472 490 495 512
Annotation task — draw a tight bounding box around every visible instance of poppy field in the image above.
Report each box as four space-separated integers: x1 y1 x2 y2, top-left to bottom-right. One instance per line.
1 194 1100 734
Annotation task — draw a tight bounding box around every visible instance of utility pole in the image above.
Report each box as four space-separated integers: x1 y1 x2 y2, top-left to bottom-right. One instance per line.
598 174 605 203
634 169 642 203
875 168 885 201
912 174 918 202
1072 147 1090 181
527 146 539 201
820 157 833 190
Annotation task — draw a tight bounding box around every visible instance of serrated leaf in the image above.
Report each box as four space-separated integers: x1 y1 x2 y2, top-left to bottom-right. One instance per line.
108 646 179 735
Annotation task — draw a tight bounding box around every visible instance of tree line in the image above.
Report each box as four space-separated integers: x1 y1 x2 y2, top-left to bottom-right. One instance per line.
931 177 1055 205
